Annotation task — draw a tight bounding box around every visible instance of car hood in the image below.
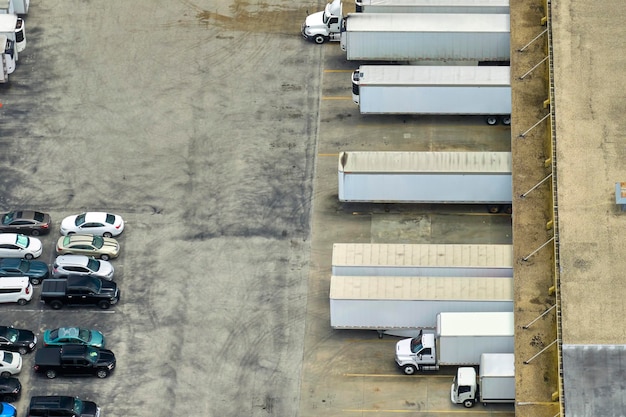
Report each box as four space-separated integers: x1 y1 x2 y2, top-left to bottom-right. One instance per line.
96 349 115 365
28 237 42 253
25 261 49 278
99 280 118 296
96 261 114 279
0 377 20 393
81 401 100 417
59 216 76 231
15 329 36 345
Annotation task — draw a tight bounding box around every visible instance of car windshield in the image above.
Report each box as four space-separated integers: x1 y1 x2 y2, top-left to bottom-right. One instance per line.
15 234 29 248
75 213 86 226
1 351 13 362
78 328 90 341
1 212 14 225
92 236 104 249
87 258 100 272
2 328 18 342
85 347 99 364
86 277 102 293
73 397 84 414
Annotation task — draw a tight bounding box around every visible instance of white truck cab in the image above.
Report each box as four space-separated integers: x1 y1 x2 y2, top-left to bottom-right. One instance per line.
395 331 439 374
0 14 24 55
451 366 477 408
0 34 15 82
301 0 342 44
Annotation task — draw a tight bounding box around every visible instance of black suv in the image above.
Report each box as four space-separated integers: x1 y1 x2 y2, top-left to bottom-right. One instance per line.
27 396 100 417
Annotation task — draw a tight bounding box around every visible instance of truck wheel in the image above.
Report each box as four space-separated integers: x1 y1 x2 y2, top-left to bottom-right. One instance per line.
17 298 27 306
402 365 417 375
314 35 327 44
500 115 511 125
485 116 498 125
0 372 10 378
97 369 109 378
31 277 41 285
50 300 63 310
463 399 474 408
100 254 110 261
487 205 501 214
46 370 57 379
98 300 111 309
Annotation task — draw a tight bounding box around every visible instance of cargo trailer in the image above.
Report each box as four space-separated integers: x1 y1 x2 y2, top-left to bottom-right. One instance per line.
355 0 509 13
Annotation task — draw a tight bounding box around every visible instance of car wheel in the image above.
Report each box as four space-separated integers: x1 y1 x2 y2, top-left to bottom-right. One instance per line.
25 253 33 260
96 369 109 378
31 229 40 236
46 370 57 379
0 371 10 378
31 277 41 285
50 300 63 310
17 298 27 306
103 232 112 238
18 347 27 355
100 254 110 261
98 300 111 309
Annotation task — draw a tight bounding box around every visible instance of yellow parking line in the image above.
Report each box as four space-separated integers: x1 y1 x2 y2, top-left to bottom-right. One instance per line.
322 96 352 100
318 153 339 157
324 69 354 73
341 409 514 414
343 373 451 378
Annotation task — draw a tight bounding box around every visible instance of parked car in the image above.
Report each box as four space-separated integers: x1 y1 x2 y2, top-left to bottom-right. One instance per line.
55 235 119 261
0 327 37 354
0 211 51 236
33 345 115 379
0 377 20 402
0 234 42 260
43 327 105 349
27 396 100 417
0 351 21 377
0 402 16 417
60 212 124 237
0 278 32 305
52 255 114 280
0 258 49 285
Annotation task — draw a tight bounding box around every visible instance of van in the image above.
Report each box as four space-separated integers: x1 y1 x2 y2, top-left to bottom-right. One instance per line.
0 277 32 305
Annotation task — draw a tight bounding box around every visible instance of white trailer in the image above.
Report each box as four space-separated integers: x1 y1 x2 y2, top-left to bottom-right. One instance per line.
330 275 513 335
0 0 15 14
340 13 510 62
11 0 28 15
332 243 514 277
351 66 511 124
0 34 15 82
395 312 514 373
355 0 509 13
451 353 515 407
0 14 24 56
338 151 513 212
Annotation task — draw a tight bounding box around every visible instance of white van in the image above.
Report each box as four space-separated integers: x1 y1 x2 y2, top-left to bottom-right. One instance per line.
0 277 32 305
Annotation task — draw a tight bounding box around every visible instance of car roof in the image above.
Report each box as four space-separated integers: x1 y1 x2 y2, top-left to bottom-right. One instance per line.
82 212 113 221
56 327 82 338
0 258 22 266
55 255 92 266
0 234 21 244
0 276 29 286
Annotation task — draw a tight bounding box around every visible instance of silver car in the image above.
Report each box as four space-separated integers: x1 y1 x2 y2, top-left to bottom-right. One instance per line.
52 255 114 280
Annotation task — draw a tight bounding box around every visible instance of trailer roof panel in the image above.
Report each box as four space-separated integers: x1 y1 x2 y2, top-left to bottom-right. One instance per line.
338 152 511 174
355 65 510 87
437 311 514 336
361 0 509 6
330 276 513 300
345 13 510 32
479 353 515 376
332 243 513 268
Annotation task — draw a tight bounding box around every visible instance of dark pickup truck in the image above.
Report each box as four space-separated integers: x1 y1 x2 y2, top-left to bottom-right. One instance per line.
33 345 116 379
28 396 100 417
40 275 120 309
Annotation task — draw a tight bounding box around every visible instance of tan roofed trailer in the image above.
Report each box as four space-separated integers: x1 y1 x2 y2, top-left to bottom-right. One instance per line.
332 243 513 277
355 0 509 13
330 275 513 337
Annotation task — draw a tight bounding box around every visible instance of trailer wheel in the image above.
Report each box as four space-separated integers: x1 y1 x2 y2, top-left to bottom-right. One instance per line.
487 205 501 214
463 399 474 408
485 116 498 125
314 35 328 44
402 365 417 375
501 115 511 125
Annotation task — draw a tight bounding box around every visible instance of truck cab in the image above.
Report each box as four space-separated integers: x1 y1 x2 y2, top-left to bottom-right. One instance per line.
395 331 438 374
0 14 24 55
301 0 342 44
0 34 16 81
451 366 477 408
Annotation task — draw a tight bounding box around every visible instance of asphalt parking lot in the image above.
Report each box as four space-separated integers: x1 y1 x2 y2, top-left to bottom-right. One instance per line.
1 1 514 416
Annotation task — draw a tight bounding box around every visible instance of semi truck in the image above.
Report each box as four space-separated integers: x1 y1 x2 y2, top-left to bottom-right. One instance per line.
0 35 15 83
451 353 515 407
394 311 514 374
301 0 343 44
355 0 509 13
340 13 510 62
338 151 513 212
332 243 513 277
330 275 513 336
0 14 24 56
351 65 511 124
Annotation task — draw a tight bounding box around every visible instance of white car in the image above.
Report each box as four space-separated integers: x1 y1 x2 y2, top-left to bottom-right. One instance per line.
52 255 114 280
0 350 22 376
60 212 125 237
0 234 42 259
